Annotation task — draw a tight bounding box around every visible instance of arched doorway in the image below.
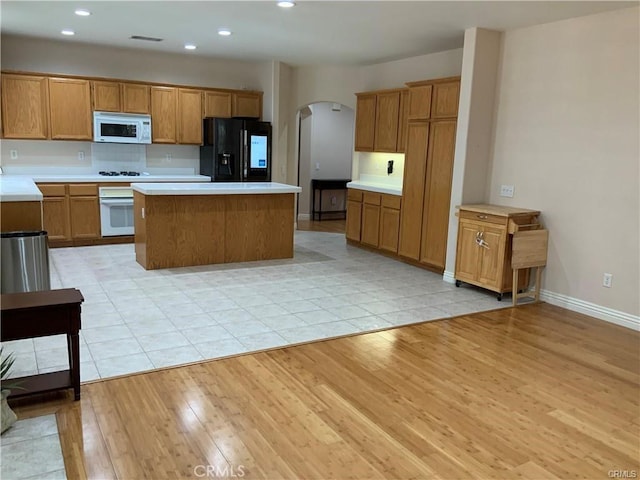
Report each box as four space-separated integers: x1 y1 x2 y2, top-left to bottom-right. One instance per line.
296 102 354 220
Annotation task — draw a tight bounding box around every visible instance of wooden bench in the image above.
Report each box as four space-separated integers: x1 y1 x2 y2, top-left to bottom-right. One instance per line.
1 288 84 400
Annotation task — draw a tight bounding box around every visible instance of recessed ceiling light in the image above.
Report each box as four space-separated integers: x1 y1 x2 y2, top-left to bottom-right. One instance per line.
61 29 75 36
74 9 91 16
217 28 232 36
277 1 295 7
184 44 197 50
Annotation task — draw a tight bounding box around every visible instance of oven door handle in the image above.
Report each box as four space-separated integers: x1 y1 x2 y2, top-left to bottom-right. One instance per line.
100 198 134 205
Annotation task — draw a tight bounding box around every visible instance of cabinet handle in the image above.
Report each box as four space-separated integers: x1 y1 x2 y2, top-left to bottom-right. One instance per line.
477 214 488 219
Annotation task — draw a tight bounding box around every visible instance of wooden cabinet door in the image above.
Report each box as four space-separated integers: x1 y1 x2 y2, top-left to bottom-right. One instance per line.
431 81 460 119
419 120 457 270
454 221 480 283
42 196 71 241
69 196 100 240
396 89 409 153
398 122 429 260
232 92 261 118
204 91 232 118
1 74 49 139
346 199 362 242
49 78 92 140
373 91 400 153
379 206 400 253
407 84 432 120
151 86 177 143
177 88 203 145
92 81 121 112
361 203 380 247
354 94 376 152
122 84 150 113
477 226 507 288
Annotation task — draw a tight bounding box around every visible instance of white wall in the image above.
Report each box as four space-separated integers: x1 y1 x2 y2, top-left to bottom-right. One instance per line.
488 7 639 321
445 28 502 280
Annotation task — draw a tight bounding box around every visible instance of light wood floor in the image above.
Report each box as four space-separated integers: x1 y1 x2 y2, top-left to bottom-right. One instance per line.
12 303 639 479
297 218 346 234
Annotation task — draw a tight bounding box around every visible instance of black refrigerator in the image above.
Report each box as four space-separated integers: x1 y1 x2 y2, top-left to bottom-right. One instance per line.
200 118 272 182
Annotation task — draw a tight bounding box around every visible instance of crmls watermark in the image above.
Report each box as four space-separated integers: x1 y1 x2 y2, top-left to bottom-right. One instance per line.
193 465 246 478
608 470 638 478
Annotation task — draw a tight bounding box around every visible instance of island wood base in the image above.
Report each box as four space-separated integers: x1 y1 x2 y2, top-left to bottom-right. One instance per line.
134 192 296 269
0 201 42 232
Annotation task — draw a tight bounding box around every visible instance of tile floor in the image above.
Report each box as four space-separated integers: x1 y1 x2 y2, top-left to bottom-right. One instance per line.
2 231 508 382
0 415 67 480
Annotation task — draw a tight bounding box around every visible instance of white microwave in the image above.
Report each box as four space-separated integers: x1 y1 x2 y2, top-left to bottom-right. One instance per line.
93 112 152 144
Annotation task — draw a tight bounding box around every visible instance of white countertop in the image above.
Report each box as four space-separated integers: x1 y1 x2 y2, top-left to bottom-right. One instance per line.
132 182 302 196
0 176 44 202
347 180 402 196
30 174 210 183
0 174 211 202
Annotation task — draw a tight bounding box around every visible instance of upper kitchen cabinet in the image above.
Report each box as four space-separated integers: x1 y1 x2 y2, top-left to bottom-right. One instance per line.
355 89 405 153
92 81 121 112
92 81 150 113
122 84 150 113
48 78 92 140
177 88 203 145
373 90 401 153
396 89 409 153
232 91 262 119
354 93 376 151
1 73 49 139
431 80 460 119
406 81 433 121
204 90 232 118
151 86 177 144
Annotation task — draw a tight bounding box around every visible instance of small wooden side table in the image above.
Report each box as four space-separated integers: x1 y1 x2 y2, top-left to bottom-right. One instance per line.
1 288 84 401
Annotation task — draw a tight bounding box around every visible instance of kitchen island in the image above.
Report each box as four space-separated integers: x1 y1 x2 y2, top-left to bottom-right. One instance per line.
131 182 302 270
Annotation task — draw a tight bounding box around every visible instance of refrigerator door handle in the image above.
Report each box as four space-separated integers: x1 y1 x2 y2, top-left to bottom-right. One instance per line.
243 130 248 180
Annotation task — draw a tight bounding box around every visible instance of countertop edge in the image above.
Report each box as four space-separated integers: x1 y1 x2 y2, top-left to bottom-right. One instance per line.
131 182 302 196
346 182 402 196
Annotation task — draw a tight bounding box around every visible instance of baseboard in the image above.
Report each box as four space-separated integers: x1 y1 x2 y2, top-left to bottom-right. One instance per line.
297 213 310 221
539 289 640 331
443 270 456 284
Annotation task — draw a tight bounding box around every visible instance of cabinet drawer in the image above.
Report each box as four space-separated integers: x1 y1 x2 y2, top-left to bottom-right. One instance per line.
381 194 401 210
38 184 66 197
459 210 507 226
363 192 381 206
69 184 98 196
347 189 363 202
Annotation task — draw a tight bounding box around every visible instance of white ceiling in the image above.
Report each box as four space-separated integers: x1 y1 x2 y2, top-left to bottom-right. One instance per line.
1 1 636 66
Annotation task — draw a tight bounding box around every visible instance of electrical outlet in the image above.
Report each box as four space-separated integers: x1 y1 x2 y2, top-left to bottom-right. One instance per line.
500 185 514 197
78 151 85 161
10 150 18 160
331 196 337 206
315 162 320 171
165 154 172 162
603 273 612 288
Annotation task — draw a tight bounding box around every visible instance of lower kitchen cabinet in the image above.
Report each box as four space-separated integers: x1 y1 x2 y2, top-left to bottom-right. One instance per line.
346 188 401 255
40 185 71 242
379 195 402 253
39 183 100 245
345 189 363 242
361 192 381 247
454 205 541 299
69 184 100 240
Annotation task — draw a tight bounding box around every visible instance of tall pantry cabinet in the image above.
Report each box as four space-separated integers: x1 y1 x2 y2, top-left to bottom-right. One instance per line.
398 77 460 272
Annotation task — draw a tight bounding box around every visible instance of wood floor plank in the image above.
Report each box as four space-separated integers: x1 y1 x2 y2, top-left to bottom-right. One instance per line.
10 302 640 479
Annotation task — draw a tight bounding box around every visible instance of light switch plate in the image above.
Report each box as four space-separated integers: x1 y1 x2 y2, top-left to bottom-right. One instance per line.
500 184 514 197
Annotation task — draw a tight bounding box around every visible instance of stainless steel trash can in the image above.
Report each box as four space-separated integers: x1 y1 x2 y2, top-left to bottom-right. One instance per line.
1 230 51 294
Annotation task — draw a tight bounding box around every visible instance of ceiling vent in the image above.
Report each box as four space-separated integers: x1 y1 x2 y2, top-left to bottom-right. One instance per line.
130 35 163 42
